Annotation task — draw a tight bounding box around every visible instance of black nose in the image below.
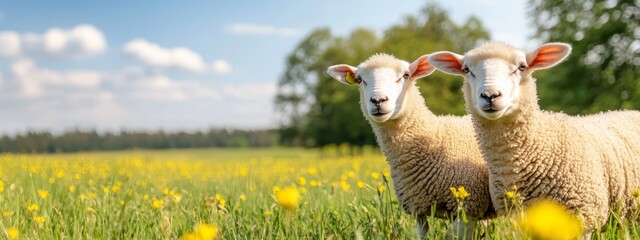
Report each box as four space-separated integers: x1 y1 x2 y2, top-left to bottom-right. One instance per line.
480 92 501 102
370 96 389 106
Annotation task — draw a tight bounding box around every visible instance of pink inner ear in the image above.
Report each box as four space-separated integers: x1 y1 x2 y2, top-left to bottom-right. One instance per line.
413 58 431 75
529 46 567 67
433 54 462 71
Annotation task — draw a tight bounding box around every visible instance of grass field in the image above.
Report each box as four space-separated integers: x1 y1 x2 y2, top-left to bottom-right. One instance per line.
0 147 636 239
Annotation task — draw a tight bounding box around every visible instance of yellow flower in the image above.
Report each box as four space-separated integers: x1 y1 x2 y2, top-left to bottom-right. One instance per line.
309 180 318 187
506 191 516 200
87 192 97 199
347 171 355 178
239 194 246 201
275 187 300 211
194 223 217 240
172 193 182 204
120 200 126 206
297 177 307 186
33 215 45 224
377 185 386 193
143 194 149 200
27 204 39 212
151 199 164 209
87 207 96 213
87 179 94 186
370 172 380 180
163 188 170 195
272 186 281 193
56 170 64 178
48 178 55 184
239 168 248 177
0 180 4 193
307 167 318 175
3 211 14 218
356 181 365 189
340 181 350 191
449 186 470 201
263 210 272 216
69 185 76 192
7 227 19 240
38 189 49 199
112 185 121 193
632 189 640 198
517 199 583 240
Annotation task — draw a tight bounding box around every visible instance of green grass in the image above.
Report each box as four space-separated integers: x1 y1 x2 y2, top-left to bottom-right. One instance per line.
0 147 637 239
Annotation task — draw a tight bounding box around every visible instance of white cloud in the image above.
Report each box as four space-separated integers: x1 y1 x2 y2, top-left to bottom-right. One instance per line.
0 32 21 57
211 59 232 74
123 38 208 73
223 82 277 101
226 23 302 37
10 58 104 98
22 24 107 58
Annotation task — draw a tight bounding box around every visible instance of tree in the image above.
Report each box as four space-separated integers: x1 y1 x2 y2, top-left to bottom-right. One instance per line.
529 0 640 114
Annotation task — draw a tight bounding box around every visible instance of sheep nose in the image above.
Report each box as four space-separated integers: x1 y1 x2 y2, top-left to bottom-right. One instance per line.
480 92 501 102
370 96 388 107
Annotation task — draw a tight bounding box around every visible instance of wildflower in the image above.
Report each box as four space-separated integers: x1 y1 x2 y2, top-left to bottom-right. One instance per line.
215 194 226 207
120 200 125 206
310 180 318 187
172 193 182 204
239 194 246 201
506 191 516 200
143 194 149 201
3 211 14 218
69 185 76 192
383 171 390 178
48 178 55 184
56 170 64 178
371 172 380 180
632 189 640 198
0 180 4 193
307 167 318 175
347 171 356 178
297 177 307 186
239 168 248 177
112 185 121 193
377 185 386 193
356 181 365 189
33 215 45 224
38 189 49 199
163 188 170 195
263 210 273 216
27 204 39 212
87 179 94 186
340 181 351 191
449 186 470 201
151 199 164 209
103 187 109 194
517 199 582 240
87 207 96 213
182 223 217 240
275 187 301 211
272 186 281 193
74 174 82 180
7 227 19 240
87 192 97 199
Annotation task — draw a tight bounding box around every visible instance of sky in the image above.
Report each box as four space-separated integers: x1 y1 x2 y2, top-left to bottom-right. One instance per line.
0 0 532 135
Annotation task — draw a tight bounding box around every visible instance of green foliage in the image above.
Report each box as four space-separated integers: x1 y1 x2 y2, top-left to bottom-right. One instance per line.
275 3 490 147
529 0 640 114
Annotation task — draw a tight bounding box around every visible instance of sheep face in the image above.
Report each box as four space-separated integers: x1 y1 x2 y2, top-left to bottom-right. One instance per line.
327 54 435 123
428 42 572 120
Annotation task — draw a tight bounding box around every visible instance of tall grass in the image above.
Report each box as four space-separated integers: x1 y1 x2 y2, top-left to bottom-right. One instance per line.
0 147 637 239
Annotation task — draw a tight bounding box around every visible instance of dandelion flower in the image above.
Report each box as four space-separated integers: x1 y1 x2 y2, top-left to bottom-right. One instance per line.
340 181 351 191
38 189 49 199
517 199 582 240
297 177 307 186
87 207 96 213
33 215 45 224
151 199 164 209
239 194 246 201
103 187 109 194
0 180 4 193
307 167 318 175
69 185 76 192
275 187 300 210
143 194 149 200
377 185 386 193
371 172 380 180
356 181 365 189
27 204 39 212
632 189 640 198
310 180 318 187
506 191 516 200
112 185 121 193
7 227 19 240
263 210 273 216
195 223 217 240
347 171 355 178
449 186 470 201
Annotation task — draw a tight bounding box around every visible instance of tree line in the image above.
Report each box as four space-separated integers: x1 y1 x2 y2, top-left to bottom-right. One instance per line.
275 1 639 147
0 129 278 153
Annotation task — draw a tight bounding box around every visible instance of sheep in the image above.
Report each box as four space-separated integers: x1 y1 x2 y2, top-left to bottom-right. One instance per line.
428 41 640 233
327 53 493 239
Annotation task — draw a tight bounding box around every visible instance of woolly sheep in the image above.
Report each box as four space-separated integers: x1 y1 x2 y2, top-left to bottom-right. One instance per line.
428 41 640 233
327 54 493 239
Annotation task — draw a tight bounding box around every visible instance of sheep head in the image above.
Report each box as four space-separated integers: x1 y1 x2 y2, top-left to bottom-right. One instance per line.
327 53 435 123
428 41 571 120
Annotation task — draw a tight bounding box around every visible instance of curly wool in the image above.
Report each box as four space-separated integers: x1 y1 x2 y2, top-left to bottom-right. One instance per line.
464 61 640 231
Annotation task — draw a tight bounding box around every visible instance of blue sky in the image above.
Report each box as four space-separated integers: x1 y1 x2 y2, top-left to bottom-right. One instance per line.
0 0 531 134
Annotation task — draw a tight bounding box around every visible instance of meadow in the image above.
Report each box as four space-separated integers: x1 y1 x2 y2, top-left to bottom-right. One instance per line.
0 147 636 239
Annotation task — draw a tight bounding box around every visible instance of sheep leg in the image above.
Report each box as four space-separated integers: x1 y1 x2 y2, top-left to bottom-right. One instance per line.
416 214 429 239
447 217 477 240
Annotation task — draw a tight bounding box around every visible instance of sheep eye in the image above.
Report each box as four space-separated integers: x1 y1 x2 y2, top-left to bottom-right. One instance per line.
355 76 363 83
403 72 410 79
518 63 527 71
462 66 470 74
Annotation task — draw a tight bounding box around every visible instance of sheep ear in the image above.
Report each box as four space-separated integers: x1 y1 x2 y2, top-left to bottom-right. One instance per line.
526 43 572 70
409 55 435 80
428 51 465 75
327 64 358 85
